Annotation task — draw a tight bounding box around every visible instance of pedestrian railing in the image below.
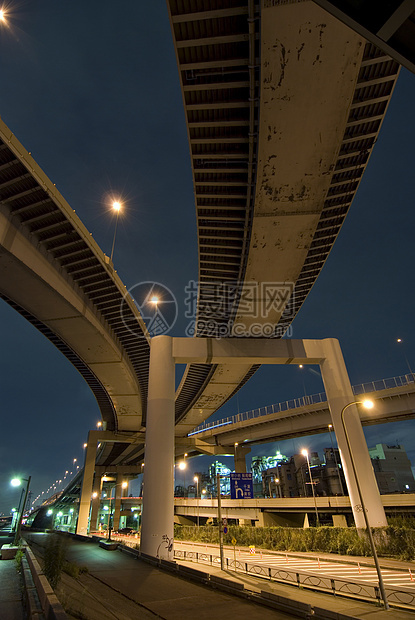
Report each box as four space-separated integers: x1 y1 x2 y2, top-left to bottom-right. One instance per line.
188 372 415 436
173 549 415 608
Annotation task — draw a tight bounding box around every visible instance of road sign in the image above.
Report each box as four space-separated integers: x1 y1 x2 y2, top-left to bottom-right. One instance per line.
230 473 253 499
223 526 228 534
231 537 237 546
222 518 227 526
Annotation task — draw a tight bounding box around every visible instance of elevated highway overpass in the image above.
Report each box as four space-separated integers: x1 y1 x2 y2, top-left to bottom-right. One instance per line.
185 373 415 453
173 494 415 526
168 0 400 439
0 1 404 555
0 1 399 465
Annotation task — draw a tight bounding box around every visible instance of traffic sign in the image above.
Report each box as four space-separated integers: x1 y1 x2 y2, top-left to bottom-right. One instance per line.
223 526 228 534
231 537 237 546
230 473 253 499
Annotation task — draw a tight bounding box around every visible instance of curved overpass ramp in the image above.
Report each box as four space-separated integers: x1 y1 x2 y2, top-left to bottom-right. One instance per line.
169 0 400 438
0 2 401 471
0 119 150 433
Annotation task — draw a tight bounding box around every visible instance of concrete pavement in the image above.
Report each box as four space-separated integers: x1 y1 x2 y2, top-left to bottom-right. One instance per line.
25 532 415 620
0 557 25 620
26 533 295 620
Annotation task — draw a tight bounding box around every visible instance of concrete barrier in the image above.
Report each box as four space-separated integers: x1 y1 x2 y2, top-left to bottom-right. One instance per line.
178 565 210 583
260 590 312 618
210 574 246 593
24 546 68 620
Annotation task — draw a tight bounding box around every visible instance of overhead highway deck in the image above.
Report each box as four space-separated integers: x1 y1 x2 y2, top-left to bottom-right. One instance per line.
0 1 401 474
169 0 400 441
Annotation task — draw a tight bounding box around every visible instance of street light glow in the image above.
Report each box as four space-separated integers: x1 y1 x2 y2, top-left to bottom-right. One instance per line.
150 296 159 305
11 478 21 487
112 201 121 211
301 449 308 457
178 461 186 470
362 399 374 409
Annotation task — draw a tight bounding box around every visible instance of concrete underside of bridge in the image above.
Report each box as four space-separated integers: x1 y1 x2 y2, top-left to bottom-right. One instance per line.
0 217 142 431
174 1 370 437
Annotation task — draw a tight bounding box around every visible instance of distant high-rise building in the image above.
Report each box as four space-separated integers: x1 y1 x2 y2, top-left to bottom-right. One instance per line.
369 444 415 493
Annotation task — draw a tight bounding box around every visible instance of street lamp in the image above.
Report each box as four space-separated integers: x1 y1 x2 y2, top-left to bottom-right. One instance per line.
194 476 200 527
396 338 414 378
10 476 31 546
301 450 320 527
110 200 122 262
275 477 281 498
328 424 345 495
107 480 128 541
179 457 187 497
340 399 389 609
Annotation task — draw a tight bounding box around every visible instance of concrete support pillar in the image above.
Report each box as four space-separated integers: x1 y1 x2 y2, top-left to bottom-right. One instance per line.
140 336 175 559
333 514 348 528
76 432 96 535
89 474 102 533
234 445 251 473
320 338 387 528
256 512 281 527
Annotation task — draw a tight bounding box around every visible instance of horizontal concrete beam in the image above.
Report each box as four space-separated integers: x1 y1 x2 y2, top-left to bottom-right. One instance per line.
172 337 326 365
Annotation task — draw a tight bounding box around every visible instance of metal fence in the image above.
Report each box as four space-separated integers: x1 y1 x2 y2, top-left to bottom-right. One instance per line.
188 372 415 436
173 549 415 608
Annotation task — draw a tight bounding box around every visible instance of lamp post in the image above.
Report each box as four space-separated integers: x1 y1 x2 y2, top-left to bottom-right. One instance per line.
107 480 128 541
341 399 389 610
178 457 187 497
301 450 320 527
328 424 345 495
110 201 122 262
397 338 414 379
11 476 31 546
194 476 200 527
275 477 281 498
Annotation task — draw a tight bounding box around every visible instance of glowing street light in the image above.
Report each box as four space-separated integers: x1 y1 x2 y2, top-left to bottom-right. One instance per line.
194 476 200 527
10 476 31 546
0 8 6 22
178 460 187 497
327 424 345 495
110 200 122 262
107 480 128 541
340 399 388 610
301 450 319 526
396 338 414 377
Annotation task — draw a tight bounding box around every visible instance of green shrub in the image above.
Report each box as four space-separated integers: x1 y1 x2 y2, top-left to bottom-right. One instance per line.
43 534 68 589
174 523 415 559
14 548 25 572
63 562 89 579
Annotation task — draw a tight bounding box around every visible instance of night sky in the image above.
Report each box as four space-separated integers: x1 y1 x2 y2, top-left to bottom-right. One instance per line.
0 2 414 514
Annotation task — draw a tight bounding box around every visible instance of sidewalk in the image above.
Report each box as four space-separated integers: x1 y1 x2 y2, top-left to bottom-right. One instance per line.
25 533 296 620
26 532 415 620
0 557 25 620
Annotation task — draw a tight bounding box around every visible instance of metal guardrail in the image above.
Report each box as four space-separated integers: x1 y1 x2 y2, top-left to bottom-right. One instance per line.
173 549 415 608
188 373 415 436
